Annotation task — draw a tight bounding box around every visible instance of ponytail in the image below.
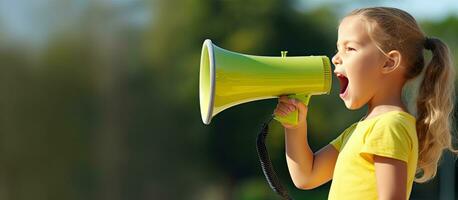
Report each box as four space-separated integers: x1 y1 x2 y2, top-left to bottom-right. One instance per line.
415 37 457 183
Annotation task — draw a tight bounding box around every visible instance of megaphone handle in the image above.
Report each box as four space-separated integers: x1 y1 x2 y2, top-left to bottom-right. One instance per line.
274 94 310 126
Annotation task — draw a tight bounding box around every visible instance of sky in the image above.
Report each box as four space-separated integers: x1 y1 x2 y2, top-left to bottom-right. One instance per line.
296 0 458 21
0 0 457 46
0 0 149 47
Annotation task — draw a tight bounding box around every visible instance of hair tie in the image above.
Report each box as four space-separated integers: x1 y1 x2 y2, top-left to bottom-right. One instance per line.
424 37 434 50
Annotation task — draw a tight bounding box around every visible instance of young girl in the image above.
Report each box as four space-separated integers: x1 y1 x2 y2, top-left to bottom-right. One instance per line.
274 7 456 200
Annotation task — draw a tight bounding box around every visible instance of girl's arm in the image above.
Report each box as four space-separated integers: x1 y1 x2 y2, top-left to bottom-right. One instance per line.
374 155 407 200
285 136 338 190
275 96 339 190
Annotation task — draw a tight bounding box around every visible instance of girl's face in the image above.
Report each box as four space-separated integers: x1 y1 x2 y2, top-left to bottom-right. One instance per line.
332 15 388 110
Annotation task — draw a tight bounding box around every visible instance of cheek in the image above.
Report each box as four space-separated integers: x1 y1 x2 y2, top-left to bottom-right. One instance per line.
348 51 383 86
343 49 385 108
347 61 375 86
347 61 380 104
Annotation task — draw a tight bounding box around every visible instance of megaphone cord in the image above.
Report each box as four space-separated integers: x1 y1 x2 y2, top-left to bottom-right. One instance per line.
256 115 293 200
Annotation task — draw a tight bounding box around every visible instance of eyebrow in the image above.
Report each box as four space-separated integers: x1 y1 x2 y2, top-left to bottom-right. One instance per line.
336 40 362 46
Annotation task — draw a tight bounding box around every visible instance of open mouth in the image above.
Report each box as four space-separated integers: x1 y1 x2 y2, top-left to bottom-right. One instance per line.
336 73 349 95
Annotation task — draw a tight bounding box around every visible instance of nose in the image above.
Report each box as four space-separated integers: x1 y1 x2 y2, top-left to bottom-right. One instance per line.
332 52 341 66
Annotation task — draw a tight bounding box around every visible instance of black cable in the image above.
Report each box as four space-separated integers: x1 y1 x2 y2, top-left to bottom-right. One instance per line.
256 115 293 200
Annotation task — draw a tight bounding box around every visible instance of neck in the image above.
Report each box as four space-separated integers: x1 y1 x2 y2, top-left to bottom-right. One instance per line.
365 82 407 120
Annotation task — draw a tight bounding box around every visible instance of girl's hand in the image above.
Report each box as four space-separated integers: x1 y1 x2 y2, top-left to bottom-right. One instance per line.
274 95 308 130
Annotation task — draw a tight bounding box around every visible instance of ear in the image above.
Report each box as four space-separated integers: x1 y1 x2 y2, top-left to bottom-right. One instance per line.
381 50 401 74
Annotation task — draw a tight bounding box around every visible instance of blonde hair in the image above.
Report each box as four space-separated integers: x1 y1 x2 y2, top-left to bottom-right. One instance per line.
347 7 457 183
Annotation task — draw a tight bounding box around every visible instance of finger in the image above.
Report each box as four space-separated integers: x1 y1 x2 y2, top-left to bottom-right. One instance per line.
295 103 308 121
287 104 296 112
276 101 288 109
273 105 282 115
275 105 291 115
279 96 294 104
274 109 287 116
282 102 297 112
280 97 299 106
295 101 307 112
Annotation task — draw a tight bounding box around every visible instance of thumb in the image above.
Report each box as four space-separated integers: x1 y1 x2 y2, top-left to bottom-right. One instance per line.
291 99 308 119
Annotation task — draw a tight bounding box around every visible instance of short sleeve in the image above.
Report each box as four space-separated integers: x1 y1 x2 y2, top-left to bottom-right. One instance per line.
360 118 412 163
330 123 357 152
330 135 342 152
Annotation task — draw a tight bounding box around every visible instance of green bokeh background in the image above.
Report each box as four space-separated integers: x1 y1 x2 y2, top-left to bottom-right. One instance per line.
0 0 457 199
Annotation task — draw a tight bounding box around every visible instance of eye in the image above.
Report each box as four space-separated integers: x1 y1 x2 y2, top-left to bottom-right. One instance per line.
346 47 356 52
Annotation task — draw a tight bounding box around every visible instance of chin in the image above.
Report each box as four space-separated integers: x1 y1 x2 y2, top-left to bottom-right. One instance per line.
344 99 365 110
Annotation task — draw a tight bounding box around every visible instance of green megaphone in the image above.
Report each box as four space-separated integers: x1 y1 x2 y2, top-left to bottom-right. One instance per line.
199 39 332 125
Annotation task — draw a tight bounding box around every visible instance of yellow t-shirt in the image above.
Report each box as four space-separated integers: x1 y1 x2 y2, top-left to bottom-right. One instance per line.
328 111 418 200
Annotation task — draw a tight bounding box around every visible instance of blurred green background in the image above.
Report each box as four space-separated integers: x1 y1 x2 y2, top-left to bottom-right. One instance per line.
0 0 457 199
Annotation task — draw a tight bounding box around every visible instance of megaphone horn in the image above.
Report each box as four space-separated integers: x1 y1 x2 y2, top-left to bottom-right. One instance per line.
199 39 332 125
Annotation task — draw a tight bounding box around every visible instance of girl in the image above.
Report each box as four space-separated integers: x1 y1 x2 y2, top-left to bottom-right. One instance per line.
274 7 456 200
